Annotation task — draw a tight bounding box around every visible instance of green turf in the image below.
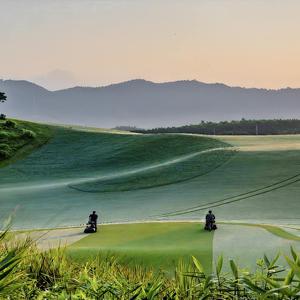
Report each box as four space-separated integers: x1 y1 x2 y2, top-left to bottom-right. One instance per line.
0 123 299 229
0 128 234 228
253 224 300 241
66 222 300 272
68 222 214 273
1 121 299 271
213 223 300 271
220 222 300 241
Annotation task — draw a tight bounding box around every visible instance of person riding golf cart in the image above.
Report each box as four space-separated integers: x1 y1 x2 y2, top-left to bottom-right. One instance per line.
204 210 217 231
84 211 98 233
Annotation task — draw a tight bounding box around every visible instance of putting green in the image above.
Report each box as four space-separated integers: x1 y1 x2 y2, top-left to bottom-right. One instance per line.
66 222 300 273
63 221 300 273
68 222 214 273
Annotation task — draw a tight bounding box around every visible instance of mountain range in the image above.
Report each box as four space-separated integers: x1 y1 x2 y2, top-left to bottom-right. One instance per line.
0 79 299 128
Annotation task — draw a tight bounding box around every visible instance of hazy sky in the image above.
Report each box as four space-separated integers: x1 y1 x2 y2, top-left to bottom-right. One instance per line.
1 0 300 90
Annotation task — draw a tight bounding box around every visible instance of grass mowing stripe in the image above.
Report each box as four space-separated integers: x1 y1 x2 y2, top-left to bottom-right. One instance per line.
219 222 300 242
212 223 300 273
253 225 300 241
159 172 300 216
159 173 300 217
68 148 235 193
68 149 235 193
163 177 300 216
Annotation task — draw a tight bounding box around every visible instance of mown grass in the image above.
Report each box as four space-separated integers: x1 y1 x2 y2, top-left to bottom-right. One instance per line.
70 146 234 193
0 129 235 229
0 129 231 185
0 125 300 229
218 222 300 241
68 222 214 273
255 224 300 241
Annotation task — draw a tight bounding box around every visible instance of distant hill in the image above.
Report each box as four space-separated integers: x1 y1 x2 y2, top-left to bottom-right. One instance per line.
0 79 300 128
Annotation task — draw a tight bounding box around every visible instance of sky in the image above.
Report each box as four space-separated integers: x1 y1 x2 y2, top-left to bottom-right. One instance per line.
1 0 300 90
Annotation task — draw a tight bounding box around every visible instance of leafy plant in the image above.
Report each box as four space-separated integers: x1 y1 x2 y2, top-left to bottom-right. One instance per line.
21 129 36 139
1 228 300 299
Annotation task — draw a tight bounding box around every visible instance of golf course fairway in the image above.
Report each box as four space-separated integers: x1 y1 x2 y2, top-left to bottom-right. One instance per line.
1 120 300 271
65 222 299 272
68 222 214 273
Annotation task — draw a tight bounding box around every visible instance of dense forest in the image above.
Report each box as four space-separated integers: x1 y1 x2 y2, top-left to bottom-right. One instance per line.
134 119 300 135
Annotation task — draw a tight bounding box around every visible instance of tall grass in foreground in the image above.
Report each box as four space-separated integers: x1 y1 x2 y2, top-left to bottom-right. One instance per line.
1 232 300 299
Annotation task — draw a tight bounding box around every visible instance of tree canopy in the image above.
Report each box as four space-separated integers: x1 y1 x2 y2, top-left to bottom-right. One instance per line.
0 92 7 103
134 119 300 135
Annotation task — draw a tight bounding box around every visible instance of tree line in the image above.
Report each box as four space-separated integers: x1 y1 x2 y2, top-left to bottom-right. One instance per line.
0 91 7 120
134 119 300 135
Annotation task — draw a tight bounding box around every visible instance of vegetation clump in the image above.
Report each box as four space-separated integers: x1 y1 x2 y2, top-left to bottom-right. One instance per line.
0 91 50 164
0 143 12 159
3 120 16 128
1 229 300 299
21 129 36 139
0 119 53 166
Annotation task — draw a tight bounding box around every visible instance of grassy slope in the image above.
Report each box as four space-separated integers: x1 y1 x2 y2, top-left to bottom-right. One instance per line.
0 130 232 185
0 124 300 269
0 130 233 228
0 119 53 168
160 135 300 224
68 222 214 273
0 125 299 228
1 123 299 271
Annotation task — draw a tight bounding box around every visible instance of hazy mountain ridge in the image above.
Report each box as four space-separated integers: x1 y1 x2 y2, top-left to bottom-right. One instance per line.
0 79 299 128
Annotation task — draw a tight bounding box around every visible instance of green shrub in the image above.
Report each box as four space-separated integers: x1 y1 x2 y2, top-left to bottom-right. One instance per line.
21 129 36 139
0 143 11 151
0 131 10 140
0 144 12 159
2 232 300 300
0 150 11 159
4 120 16 128
0 114 6 120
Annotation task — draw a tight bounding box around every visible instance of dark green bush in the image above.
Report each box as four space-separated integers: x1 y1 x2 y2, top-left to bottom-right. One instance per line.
0 144 12 159
0 143 11 151
4 120 16 128
0 131 10 140
0 150 9 159
0 114 6 120
0 150 11 159
21 129 36 139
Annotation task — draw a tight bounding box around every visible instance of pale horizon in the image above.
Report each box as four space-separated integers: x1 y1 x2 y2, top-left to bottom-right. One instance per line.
1 0 300 90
